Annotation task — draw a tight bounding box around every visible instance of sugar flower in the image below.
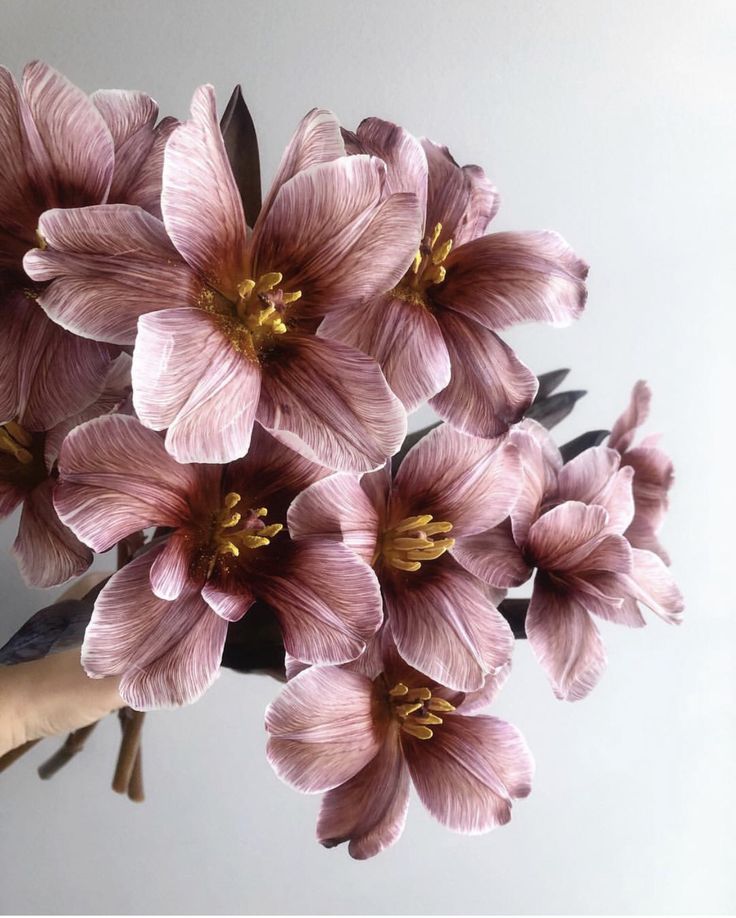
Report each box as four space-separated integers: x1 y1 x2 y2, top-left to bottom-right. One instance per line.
26 89 422 469
0 61 172 430
266 642 533 859
288 423 520 691
54 415 384 708
319 118 588 432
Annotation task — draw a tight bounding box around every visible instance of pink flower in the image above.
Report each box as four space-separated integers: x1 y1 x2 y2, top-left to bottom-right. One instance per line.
609 380 674 564
0 61 172 430
288 423 520 691
266 643 533 859
319 119 588 432
0 355 130 587
54 415 385 708
26 89 422 469
454 421 684 700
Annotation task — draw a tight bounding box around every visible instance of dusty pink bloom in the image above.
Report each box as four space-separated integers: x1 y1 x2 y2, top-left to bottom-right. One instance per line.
319 118 588 431
609 380 674 564
266 643 533 859
288 423 520 691
0 355 131 587
54 415 384 708
454 421 684 700
0 61 172 430
26 89 422 469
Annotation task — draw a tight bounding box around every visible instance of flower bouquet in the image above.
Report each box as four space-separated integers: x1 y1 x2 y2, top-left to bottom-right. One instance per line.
0 62 683 858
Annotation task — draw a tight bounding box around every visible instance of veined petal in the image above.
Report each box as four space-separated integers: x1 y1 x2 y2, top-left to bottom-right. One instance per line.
287 472 381 566
119 116 177 218
557 447 635 535
258 108 345 221
526 579 607 701
405 713 533 833
149 529 197 601
22 61 114 206
257 334 406 473
82 546 227 709
317 728 410 859
508 421 563 546
252 155 422 316
13 478 92 588
256 539 383 666
459 660 513 714
201 581 254 623
0 289 114 431
429 312 538 437
452 523 532 588
26 205 200 345
132 307 261 464
265 665 384 793
0 67 39 259
422 138 499 246
393 422 521 535
609 380 651 453
318 292 451 413
55 413 212 551
383 557 514 692
526 501 610 572
436 231 588 330
162 84 247 295
352 118 427 211
626 548 684 625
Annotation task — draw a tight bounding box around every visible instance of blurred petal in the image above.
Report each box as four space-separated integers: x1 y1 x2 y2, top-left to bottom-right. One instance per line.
405 713 533 833
22 61 113 206
287 472 381 565
27 204 199 345
317 729 410 859
55 413 210 551
393 422 521 535
132 307 261 463
609 380 651 453
257 539 383 665
627 548 684 625
13 478 92 588
162 85 247 294
452 522 531 588
422 139 499 246
0 67 39 259
318 292 451 413
437 230 588 329
384 557 514 692
257 334 406 473
265 665 383 793
526 579 607 701
429 312 538 437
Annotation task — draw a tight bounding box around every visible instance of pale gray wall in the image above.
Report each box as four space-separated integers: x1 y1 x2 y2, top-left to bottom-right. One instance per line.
0 0 734 913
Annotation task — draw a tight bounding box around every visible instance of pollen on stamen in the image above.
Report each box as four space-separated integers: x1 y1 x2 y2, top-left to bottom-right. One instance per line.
382 513 455 573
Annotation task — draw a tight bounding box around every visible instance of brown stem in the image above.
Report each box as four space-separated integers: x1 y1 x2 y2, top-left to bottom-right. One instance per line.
37 721 99 780
112 708 145 795
0 738 40 774
127 746 144 802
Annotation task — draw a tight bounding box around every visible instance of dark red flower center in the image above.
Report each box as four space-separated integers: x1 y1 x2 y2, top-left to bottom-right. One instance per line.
0 421 47 491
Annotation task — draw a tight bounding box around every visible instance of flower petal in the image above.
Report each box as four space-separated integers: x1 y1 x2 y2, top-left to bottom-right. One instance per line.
508 421 562 546
201 581 254 623
392 422 521 535
252 155 422 316
162 85 247 295
148 529 197 601
609 380 651 453
404 713 533 833
82 546 227 709
55 413 211 551
256 539 383 665
557 446 635 534
0 67 39 261
257 334 406 473
287 472 381 565
26 204 200 345
429 312 538 437
422 138 499 246
526 578 607 701
352 118 427 211
132 307 261 463
383 557 514 692
318 292 451 413
265 664 383 793
13 478 92 588
317 728 410 859
119 116 177 217
92 89 159 201
436 230 588 329
22 61 114 206
452 522 532 588
459 660 513 714
0 289 114 430
626 548 684 625
526 501 611 572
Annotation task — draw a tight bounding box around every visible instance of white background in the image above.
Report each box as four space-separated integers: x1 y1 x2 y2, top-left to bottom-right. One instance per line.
0 1 734 913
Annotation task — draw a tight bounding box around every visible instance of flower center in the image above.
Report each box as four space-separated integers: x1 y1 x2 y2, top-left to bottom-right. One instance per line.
0 421 34 465
388 682 455 740
381 513 454 572
203 491 283 577
391 222 453 307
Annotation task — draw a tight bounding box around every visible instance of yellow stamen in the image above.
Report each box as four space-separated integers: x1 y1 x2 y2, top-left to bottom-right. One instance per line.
224 492 241 509
259 271 283 290
282 290 302 304
237 279 256 299
390 558 421 573
382 513 454 572
4 421 32 447
401 722 434 740
35 228 47 250
430 222 443 247
405 687 432 702
255 507 268 517
389 683 409 697
411 249 422 274
393 514 433 533
427 698 456 713
413 713 443 726
259 523 283 539
0 426 33 464
395 702 423 718
433 238 453 265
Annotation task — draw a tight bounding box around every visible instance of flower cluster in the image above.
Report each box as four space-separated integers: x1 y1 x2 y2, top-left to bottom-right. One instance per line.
0 62 682 858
